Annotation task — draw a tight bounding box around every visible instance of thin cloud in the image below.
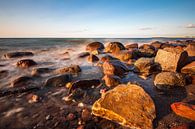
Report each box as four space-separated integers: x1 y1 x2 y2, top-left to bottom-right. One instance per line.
139 27 153 30
186 24 195 28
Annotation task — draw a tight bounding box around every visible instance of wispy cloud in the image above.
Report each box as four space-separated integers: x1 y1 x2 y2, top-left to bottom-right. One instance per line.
186 24 195 28
139 27 153 30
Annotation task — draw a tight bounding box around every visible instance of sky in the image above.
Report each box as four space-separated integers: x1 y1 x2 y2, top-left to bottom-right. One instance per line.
0 0 195 38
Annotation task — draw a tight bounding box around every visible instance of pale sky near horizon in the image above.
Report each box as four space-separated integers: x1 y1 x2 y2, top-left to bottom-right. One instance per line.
0 0 195 38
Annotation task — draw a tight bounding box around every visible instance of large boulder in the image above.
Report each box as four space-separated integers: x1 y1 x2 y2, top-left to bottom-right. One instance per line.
87 54 99 62
181 61 195 75
154 72 186 90
102 60 130 77
185 43 195 57
16 59 37 68
155 48 188 72
92 83 156 129
44 74 72 87
112 50 133 62
102 75 121 87
134 57 159 76
31 67 53 76
150 41 163 49
125 43 138 50
4 52 33 59
11 76 36 88
105 42 125 53
86 42 104 52
55 65 81 74
100 55 118 62
77 52 90 58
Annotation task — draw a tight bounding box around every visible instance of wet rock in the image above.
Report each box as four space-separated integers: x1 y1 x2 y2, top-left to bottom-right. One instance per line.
4 51 33 58
0 70 9 79
112 50 133 62
100 55 118 62
125 43 138 49
139 44 156 50
181 61 195 75
102 60 129 77
171 102 195 121
78 52 90 58
86 42 104 52
16 59 37 68
31 67 53 76
150 41 163 49
102 75 121 87
55 65 81 74
105 42 125 53
134 57 160 76
155 48 188 72
185 43 195 57
87 54 99 62
11 76 36 88
68 79 101 94
137 48 156 57
44 74 72 87
92 83 156 129
154 72 186 90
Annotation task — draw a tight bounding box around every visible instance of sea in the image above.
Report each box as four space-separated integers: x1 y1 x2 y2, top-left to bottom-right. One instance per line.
0 38 194 89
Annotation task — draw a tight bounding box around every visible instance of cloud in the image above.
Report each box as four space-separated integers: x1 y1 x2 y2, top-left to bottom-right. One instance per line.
186 24 195 28
139 27 153 30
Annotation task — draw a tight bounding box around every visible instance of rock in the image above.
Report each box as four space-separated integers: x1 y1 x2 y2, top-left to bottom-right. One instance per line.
78 52 90 58
44 74 72 87
86 42 104 52
31 67 53 76
171 124 189 129
139 44 156 51
155 48 188 72
87 54 99 62
181 61 195 75
137 48 156 57
134 57 160 76
185 43 195 57
92 83 156 129
68 79 101 94
4 52 33 58
11 76 36 88
191 75 195 84
125 43 138 49
16 59 37 68
112 50 133 62
66 113 76 121
55 65 81 74
81 108 92 121
100 55 118 62
150 41 163 49
102 75 121 87
27 93 39 103
171 102 195 121
0 70 9 79
105 42 125 53
102 60 129 77
154 72 186 90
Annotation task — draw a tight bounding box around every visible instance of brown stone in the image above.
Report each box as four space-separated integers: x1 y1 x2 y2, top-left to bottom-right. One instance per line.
102 75 121 87
16 59 37 68
87 54 99 62
77 52 90 58
105 42 125 53
86 42 104 52
154 72 186 90
125 43 138 49
171 102 195 121
181 61 195 75
112 50 133 62
139 44 155 50
185 43 195 57
155 48 188 72
31 67 53 76
92 84 156 129
100 55 118 62
4 52 33 59
11 76 36 88
55 65 81 74
150 41 163 49
171 124 189 129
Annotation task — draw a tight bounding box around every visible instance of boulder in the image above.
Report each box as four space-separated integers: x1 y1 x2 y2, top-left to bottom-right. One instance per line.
185 43 195 57
16 59 37 68
134 57 160 76
87 54 99 62
112 50 133 62
0 70 9 79
150 41 163 49
55 65 81 74
68 79 101 94
102 60 129 77
11 76 36 88
86 42 104 52
100 55 118 62
105 42 125 53
102 75 121 87
125 43 138 49
31 67 53 76
139 44 155 51
154 72 186 90
181 61 195 75
92 83 156 129
171 102 195 121
4 52 33 59
44 74 72 87
77 52 90 58
137 48 156 57
155 48 188 72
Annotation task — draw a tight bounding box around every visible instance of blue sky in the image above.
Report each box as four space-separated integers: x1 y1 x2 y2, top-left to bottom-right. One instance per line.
0 0 195 38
